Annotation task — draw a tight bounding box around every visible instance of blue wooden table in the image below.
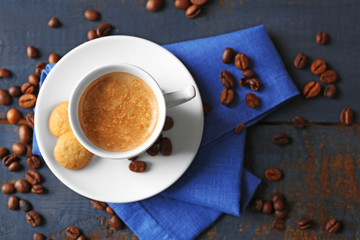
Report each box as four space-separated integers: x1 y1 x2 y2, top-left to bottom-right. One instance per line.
1 0 360 239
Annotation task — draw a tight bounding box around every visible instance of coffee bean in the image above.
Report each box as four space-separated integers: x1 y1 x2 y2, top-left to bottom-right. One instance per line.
340 107 353 126
35 62 46 76
0 147 8 158
48 53 61 64
26 170 41 185
160 137 172 156
203 102 211 115
292 116 306 128
128 156 138 161
26 145 33 157
26 46 38 59
297 218 312 230
274 208 288 219
21 82 35 94
87 29 98 40
26 113 35 129
146 0 163 11
129 160 147 172
0 89 12 106
185 5 201 18
12 142 26 155
242 69 255 79
220 70 235 89
311 59 327 75
110 216 124 230
28 74 40 87
31 184 44 194
33 232 45 240
234 123 246 134
48 17 60 28
320 70 338 84
84 9 100 21
146 144 159 156
252 198 263 212
106 206 115 215
234 53 249 70
220 89 235 106
90 200 107 210
248 78 261 91
272 193 285 202
19 124 33 144
303 81 321 98
324 84 337 98
155 134 163 145
316 32 328 45
14 179 30 193
245 93 259 108
262 201 273 214
0 68 11 77
26 210 41 227
7 108 21 124
1 183 15 194
27 155 41 169
66 226 80 239
77 236 86 240
175 0 191 9
8 85 21 97
325 218 341 233
272 218 286 231
265 168 282 181
2 153 17 166
191 0 207 5
294 53 307 69
96 23 113 37
222 48 235 64
272 133 290 145
8 161 21 172
163 116 174 130
8 195 20 210
273 199 286 211
239 78 249 88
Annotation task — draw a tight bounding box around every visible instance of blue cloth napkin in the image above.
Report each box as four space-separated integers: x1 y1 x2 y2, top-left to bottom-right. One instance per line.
33 25 299 240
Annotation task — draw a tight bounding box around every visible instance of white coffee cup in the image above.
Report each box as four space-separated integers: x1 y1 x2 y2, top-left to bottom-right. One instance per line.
68 63 196 159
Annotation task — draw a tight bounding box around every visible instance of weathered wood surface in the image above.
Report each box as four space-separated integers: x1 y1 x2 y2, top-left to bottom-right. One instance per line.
0 0 359 239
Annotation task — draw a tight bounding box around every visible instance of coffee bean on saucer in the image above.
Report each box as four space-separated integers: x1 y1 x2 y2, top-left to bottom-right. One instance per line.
262 201 273 214
235 53 249 70
84 9 100 21
48 17 60 28
129 160 147 173
87 30 98 40
340 107 353 126
297 218 312 230
245 93 259 108
234 123 246 134
311 59 327 75
303 81 321 98
242 69 255 79
147 144 159 156
27 155 41 169
8 85 21 97
7 108 21 124
26 46 38 59
106 206 115 215
324 84 337 98
33 232 45 240
222 48 235 64
48 53 61 64
19 124 33 144
220 89 235 106
191 0 207 5
8 161 21 172
35 62 46 76
160 137 172 156
203 102 210 115
252 197 264 212
25 113 35 129
96 23 113 37
292 116 306 129
1 183 15 194
110 215 124 230
220 70 235 89
294 53 307 69
175 0 191 9
12 142 26 155
90 200 107 210
320 70 338 84
325 218 341 233
0 147 8 158
316 32 328 45
26 210 41 227
163 116 174 130
28 74 40 87
0 89 12 106
185 5 201 18
146 0 163 12
0 68 11 78
2 153 17 166
272 218 286 231
65 226 80 239
272 133 290 145
14 179 30 193
26 170 41 185
265 168 282 181
8 195 20 210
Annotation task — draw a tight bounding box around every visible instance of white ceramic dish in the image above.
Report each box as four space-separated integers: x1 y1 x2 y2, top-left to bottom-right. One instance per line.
35 36 204 203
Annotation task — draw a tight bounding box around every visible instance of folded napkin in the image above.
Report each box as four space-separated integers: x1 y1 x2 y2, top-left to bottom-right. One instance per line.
33 25 299 240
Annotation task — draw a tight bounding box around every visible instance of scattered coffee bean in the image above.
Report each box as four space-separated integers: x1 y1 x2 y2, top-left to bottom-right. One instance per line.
316 32 328 45
21 82 35 94
28 74 40 87
272 193 285 202
8 195 20 210
248 78 261 91
19 124 33 144
175 0 191 9
252 198 264 212
1 183 15 194
325 218 341 233
48 53 61 64
129 160 147 172
87 29 98 40
12 142 26 155
220 70 235 89
27 155 41 169
292 116 306 129
66 226 80 239
84 9 100 21
35 62 46 76
163 116 174 130
110 216 124 230
25 113 35 129
8 85 21 97
324 84 337 98
0 147 8 158
26 145 33 157
185 4 201 18
320 70 338 84
7 108 21 124
234 123 246 134
203 102 210 115
222 48 235 64
146 0 163 11
220 89 235 106
340 107 353 126
106 206 115 215
26 170 41 185
311 59 327 75
265 168 282 181
239 78 249 88
8 161 21 172
297 218 312 230
294 53 307 69
155 134 163 145
128 156 138 161
32 185 44 194
77 235 86 240
27 46 38 59
96 23 113 37
242 69 255 79
0 68 11 77
33 232 45 240
0 89 12 106
273 199 286 211
262 201 273 214
272 218 286 231
191 0 207 5
26 210 41 227
160 137 172 156
234 53 249 70
14 179 30 193
245 93 259 108
274 208 288 219
303 81 321 98
272 133 290 145
147 144 160 156
2 153 17 166
90 200 107 210
48 17 60 28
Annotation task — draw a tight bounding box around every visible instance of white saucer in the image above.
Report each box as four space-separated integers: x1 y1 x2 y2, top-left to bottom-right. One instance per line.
35 36 204 203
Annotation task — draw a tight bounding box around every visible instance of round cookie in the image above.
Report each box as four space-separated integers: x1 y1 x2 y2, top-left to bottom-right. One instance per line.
54 131 93 170
49 101 72 138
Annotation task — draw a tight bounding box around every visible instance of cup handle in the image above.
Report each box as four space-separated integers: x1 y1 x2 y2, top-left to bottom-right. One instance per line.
163 85 196 108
